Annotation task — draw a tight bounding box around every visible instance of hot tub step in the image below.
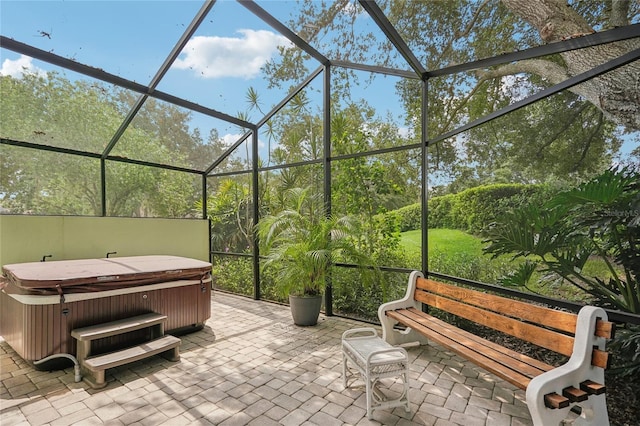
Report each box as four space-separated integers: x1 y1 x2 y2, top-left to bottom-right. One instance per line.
71 313 168 341
82 335 180 388
72 313 181 389
72 313 168 363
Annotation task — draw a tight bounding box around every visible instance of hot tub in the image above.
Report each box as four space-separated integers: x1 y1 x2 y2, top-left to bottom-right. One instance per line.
0 255 212 362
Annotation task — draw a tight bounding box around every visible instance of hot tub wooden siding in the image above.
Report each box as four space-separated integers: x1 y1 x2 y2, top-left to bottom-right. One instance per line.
0 281 211 362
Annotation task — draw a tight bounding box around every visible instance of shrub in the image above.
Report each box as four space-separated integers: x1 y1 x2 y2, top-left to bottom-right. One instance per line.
212 255 254 297
428 194 456 229
376 184 546 235
393 203 422 231
450 184 545 232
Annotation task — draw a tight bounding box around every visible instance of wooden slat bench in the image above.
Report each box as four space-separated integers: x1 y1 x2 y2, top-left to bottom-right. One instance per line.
378 271 614 426
71 313 180 389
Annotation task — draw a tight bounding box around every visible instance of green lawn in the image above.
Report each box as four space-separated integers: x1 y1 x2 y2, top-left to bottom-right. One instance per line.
400 228 484 257
401 228 616 303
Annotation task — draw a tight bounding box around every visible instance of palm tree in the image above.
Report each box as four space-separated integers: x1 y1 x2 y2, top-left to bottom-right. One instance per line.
256 187 375 298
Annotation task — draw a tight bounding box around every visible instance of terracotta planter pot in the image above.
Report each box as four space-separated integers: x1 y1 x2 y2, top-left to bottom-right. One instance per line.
289 294 322 326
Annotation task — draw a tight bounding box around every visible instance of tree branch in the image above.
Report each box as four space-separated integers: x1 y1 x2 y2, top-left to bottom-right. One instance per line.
436 0 492 65
501 0 592 42
572 109 604 172
609 0 631 27
297 0 351 41
476 58 571 86
535 102 590 158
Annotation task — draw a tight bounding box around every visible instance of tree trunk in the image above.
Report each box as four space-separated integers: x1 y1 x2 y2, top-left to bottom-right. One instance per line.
502 0 639 130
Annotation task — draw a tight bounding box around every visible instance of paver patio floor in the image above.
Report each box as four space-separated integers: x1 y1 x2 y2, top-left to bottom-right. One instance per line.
1 292 533 425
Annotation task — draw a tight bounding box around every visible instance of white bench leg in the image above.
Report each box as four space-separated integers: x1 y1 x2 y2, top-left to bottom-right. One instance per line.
380 321 430 346
342 351 349 388
366 377 373 419
378 271 431 346
528 397 609 426
573 394 609 426
527 306 610 426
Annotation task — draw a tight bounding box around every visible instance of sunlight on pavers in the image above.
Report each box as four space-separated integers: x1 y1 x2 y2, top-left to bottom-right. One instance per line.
0 292 533 425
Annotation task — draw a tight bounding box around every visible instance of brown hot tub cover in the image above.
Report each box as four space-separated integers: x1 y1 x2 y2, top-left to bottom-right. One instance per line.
1 255 212 295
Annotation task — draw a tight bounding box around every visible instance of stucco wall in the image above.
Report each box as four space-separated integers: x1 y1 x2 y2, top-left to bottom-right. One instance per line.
0 215 209 266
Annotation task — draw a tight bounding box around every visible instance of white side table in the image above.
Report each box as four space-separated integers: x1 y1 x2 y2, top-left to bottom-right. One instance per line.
341 327 410 419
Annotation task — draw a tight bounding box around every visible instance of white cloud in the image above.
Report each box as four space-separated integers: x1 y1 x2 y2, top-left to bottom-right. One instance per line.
342 1 364 17
0 55 46 78
222 132 266 149
173 29 291 79
222 133 243 147
398 126 412 139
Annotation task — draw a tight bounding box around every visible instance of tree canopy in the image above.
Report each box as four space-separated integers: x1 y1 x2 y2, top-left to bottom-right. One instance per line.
263 0 638 188
0 73 231 216
1 0 638 216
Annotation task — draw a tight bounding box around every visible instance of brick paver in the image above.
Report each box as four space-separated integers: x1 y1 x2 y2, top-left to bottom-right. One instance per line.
0 292 534 425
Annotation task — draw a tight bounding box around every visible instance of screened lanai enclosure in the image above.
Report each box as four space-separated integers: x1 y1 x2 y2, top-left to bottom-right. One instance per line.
1 0 639 326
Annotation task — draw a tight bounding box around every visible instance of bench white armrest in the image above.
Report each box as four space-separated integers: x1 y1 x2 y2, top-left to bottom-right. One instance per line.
377 271 429 345
526 306 610 426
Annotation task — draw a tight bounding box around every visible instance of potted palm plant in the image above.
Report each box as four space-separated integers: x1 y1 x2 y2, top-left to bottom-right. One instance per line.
256 187 375 326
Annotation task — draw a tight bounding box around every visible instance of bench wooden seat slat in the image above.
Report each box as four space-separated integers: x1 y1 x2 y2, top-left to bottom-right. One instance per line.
544 392 570 409
418 279 579 335
563 386 589 402
404 307 555 372
580 380 606 395
591 348 610 369
378 271 614 426
388 309 545 389
415 286 576 357
595 319 615 339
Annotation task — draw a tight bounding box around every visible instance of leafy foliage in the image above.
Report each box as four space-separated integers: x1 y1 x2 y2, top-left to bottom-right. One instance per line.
0 73 227 217
376 183 547 234
379 203 422 233
609 326 640 377
202 178 254 253
256 187 377 297
484 167 640 314
261 1 633 189
483 168 640 378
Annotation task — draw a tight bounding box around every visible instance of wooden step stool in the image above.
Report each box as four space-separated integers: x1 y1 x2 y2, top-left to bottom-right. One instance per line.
71 313 180 389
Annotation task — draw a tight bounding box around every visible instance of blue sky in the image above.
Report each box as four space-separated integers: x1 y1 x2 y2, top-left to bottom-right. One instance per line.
0 0 409 154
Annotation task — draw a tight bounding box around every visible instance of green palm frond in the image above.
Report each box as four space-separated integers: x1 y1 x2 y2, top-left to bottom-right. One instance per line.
549 166 635 207
483 203 566 259
256 186 377 297
499 260 538 288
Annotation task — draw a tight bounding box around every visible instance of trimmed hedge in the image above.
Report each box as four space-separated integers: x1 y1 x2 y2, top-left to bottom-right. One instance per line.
443 184 545 233
379 183 546 234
